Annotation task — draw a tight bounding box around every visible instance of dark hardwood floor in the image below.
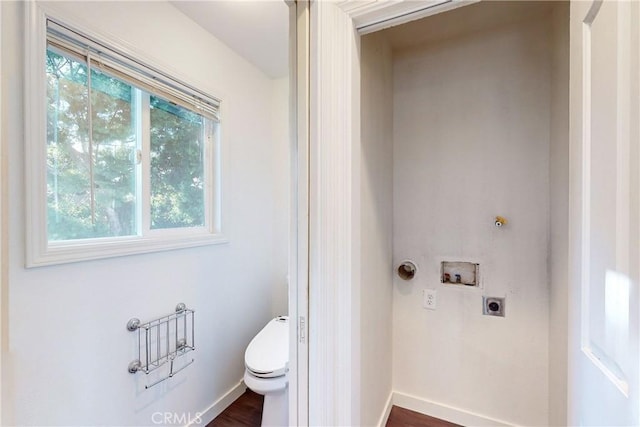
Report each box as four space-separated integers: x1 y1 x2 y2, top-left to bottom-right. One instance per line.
208 390 263 427
385 406 462 427
209 389 461 427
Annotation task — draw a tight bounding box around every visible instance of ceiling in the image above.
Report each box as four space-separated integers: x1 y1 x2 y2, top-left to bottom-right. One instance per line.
171 0 289 79
171 1 554 79
380 1 556 50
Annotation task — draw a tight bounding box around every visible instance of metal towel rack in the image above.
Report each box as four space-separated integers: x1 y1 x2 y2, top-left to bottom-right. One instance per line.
127 303 195 389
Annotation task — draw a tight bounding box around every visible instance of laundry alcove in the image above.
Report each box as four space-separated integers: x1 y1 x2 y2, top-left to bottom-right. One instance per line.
357 2 570 425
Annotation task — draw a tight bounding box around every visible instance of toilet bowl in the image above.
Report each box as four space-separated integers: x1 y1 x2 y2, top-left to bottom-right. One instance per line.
244 316 289 426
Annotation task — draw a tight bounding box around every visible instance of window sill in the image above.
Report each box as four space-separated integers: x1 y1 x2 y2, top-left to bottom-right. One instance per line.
26 232 229 268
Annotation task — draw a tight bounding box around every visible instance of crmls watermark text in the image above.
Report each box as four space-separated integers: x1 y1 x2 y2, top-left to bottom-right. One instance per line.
151 412 203 425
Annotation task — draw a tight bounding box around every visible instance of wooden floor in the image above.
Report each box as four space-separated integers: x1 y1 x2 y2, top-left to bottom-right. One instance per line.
209 389 461 427
208 390 263 427
385 406 461 427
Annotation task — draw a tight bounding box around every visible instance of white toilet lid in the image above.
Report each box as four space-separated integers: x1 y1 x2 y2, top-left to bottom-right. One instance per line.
245 316 289 378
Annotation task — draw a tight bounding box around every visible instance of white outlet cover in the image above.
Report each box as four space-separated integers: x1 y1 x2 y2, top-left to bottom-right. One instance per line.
423 289 437 310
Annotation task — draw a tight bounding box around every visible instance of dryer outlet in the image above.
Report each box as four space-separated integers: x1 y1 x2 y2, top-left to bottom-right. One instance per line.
483 296 505 317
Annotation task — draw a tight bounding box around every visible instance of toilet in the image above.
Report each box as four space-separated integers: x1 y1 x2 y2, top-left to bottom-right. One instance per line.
244 316 289 426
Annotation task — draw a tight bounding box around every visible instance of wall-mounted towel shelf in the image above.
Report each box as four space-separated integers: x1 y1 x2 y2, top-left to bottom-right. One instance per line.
127 303 195 389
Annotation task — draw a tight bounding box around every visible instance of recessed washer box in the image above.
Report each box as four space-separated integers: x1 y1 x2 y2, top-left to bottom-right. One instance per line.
440 261 479 287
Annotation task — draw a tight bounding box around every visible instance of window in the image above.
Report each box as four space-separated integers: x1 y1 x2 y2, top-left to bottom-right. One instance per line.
26 12 225 267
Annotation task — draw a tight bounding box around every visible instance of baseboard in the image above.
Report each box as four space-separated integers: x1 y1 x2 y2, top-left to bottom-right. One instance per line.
377 392 394 427
191 380 246 427
393 391 515 427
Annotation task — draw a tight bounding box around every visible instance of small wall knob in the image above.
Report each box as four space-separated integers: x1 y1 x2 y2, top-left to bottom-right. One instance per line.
397 261 417 281
495 216 508 227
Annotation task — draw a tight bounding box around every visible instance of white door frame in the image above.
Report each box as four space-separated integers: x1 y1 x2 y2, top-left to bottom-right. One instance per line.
0 1 4 423
288 1 310 425
304 1 475 425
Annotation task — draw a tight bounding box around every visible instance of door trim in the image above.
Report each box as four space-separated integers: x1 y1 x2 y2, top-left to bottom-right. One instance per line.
305 1 477 425
289 1 310 426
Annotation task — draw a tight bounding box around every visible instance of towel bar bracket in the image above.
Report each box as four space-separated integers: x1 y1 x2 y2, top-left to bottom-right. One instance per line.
127 318 140 332
129 359 142 374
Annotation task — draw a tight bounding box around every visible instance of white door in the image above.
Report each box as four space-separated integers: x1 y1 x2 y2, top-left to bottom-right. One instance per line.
569 0 640 425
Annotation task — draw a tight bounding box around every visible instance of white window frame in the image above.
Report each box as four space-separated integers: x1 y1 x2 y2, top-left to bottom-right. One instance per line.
25 2 227 268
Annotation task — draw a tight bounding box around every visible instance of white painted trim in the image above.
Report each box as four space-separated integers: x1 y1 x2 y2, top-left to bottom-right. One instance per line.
339 0 478 35
24 2 227 268
24 1 48 268
0 0 3 423
33 2 231 103
307 1 485 425
567 1 587 423
288 1 309 425
578 0 594 357
308 1 359 425
27 234 229 268
189 380 246 427
376 393 393 427
393 392 515 427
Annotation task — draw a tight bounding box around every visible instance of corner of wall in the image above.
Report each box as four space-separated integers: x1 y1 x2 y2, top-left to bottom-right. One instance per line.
548 2 570 426
359 30 394 427
376 392 394 427
193 381 246 426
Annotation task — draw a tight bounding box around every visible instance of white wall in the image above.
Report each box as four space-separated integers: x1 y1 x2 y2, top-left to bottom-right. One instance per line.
548 4 569 426
392 15 552 426
359 33 394 426
270 76 290 318
1 1 288 425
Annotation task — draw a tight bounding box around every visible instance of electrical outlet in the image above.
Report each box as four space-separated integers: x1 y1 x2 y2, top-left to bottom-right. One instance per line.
483 296 505 317
423 289 437 310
